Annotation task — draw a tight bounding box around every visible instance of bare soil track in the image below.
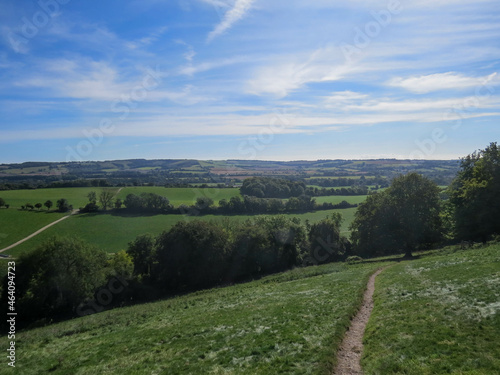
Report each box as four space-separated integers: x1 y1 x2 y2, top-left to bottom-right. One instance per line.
333 267 386 375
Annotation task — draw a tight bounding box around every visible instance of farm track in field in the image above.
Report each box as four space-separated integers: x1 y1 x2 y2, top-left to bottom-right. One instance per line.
0 209 78 253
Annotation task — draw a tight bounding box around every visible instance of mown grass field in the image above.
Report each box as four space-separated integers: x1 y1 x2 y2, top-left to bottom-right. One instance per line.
363 244 500 374
0 187 119 249
4 208 357 256
0 209 67 249
12 262 382 375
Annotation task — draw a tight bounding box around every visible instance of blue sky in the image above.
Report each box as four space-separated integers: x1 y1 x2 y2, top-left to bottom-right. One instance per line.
0 0 499 163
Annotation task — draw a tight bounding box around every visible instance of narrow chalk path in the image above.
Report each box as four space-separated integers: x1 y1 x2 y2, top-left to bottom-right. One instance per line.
333 267 386 375
1 187 122 254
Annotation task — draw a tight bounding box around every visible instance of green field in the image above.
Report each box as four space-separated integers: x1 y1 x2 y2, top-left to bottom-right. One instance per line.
0 209 67 249
11 262 382 374
363 244 500 374
1 186 359 256
4 208 356 256
0 187 119 209
0 187 119 249
117 187 241 207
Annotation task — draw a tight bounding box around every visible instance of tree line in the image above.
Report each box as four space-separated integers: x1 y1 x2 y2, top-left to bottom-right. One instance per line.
240 176 375 198
0 198 72 212
82 192 357 215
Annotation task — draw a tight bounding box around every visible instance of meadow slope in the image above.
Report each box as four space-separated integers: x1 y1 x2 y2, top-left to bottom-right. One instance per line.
12 262 381 375
363 244 500 374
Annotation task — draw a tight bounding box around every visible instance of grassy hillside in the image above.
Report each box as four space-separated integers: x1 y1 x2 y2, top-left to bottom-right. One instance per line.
4 208 357 256
13 262 382 375
5 241 499 374
363 244 500 374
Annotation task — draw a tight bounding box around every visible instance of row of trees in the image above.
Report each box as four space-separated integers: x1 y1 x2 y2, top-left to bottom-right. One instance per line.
350 143 500 258
19 199 71 212
118 193 356 215
240 177 374 198
127 214 348 292
0 197 72 212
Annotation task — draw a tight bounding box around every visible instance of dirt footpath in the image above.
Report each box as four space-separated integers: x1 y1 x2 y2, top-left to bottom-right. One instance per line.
333 267 386 375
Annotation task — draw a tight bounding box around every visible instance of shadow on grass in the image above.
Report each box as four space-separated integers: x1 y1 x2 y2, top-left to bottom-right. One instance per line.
74 211 172 219
360 254 422 264
16 209 63 215
73 210 270 219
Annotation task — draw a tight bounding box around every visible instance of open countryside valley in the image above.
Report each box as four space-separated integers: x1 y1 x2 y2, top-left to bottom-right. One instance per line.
1 151 499 374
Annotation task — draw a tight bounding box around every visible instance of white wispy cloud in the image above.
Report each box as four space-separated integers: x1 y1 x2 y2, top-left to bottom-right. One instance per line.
247 46 364 97
324 91 369 105
207 0 256 42
127 26 168 49
179 55 249 76
388 72 500 94
3 110 498 143
15 59 124 101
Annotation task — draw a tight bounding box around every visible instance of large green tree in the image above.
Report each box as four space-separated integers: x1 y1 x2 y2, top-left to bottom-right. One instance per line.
56 198 70 212
44 199 53 211
308 213 349 264
448 142 500 242
127 234 156 278
155 221 231 289
99 189 115 211
351 173 442 257
5 237 107 321
252 215 308 270
230 224 273 279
